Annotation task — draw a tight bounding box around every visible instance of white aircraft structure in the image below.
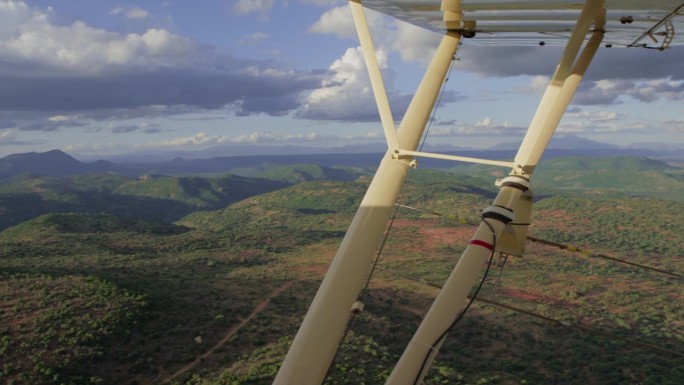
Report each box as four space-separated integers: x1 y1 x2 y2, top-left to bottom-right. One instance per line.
273 1 684 384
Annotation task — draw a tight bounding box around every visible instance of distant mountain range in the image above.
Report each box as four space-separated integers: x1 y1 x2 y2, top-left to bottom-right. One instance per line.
0 149 128 179
75 134 683 163
1 136 683 180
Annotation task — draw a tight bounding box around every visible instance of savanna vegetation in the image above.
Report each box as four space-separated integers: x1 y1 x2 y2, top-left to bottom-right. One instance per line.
0 157 682 385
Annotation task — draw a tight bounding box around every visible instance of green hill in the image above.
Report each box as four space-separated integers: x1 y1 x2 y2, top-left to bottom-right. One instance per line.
447 156 684 200
115 173 288 208
0 273 146 385
0 149 127 179
0 173 288 230
229 163 371 183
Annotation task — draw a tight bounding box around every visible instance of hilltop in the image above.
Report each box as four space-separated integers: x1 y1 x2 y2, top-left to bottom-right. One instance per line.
0 150 128 179
0 173 288 230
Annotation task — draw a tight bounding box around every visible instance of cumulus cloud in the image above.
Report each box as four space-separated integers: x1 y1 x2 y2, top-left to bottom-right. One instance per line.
296 46 414 121
157 131 325 148
109 6 149 20
528 76 550 93
161 132 225 146
301 5 455 122
159 130 390 149
573 80 634 105
0 1 322 123
431 117 525 136
297 16 461 122
309 6 439 65
309 6 358 39
230 131 320 144
631 78 684 102
392 20 441 63
2 18 201 72
573 78 684 105
558 108 637 133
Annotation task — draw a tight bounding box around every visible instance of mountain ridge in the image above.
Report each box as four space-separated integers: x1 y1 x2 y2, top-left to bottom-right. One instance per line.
3 146 684 180
0 149 130 179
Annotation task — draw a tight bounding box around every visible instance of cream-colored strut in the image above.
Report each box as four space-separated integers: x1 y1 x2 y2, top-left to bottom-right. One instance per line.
514 0 604 175
349 0 400 152
271 6 462 385
384 1 605 384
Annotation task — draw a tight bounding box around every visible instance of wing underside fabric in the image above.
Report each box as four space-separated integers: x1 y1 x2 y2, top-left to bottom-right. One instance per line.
362 0 684 48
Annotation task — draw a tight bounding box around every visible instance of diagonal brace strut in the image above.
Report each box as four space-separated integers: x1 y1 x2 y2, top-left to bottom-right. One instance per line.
384 1 606 384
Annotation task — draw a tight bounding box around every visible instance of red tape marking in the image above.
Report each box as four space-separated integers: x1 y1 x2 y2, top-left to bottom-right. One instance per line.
469 239 494 250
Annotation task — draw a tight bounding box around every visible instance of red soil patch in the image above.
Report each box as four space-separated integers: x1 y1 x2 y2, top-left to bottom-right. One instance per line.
500 287 574 308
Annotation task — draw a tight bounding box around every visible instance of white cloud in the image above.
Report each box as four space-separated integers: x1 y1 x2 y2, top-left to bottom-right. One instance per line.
566 109 620 121
431 117 524 136
631 78 684 102
296 46 412 121
309 6 356 39
63 142 127 155
298 46 378 119
558 108 643 134
109 6 149 20
0 1 37 41
1 9 199 73
302 5 450 122
48 114 80 122
298 0 343 6
308 6 439 65
529 76 550 93
154 129 391 150
157 131 325 148
392 20 440 64
239 32 269 45
232 0 275 16
0 1 322 119
162 132 225 146
573 78 684 106
230 131 320 143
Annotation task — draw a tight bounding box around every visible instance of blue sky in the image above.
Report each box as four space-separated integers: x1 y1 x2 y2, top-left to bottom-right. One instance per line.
0 0 682 159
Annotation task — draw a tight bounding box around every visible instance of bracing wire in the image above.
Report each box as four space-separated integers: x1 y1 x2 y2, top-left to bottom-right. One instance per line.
359 55 458 301
394 202 682 278
374 265 683 358
412 219 498 385
526 235 681 278
324 51 459 383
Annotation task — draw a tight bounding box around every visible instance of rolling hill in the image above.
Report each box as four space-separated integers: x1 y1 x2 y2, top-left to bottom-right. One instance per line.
0 158 682 385
448 156 684 201
0 173 288 230
0 150 129 179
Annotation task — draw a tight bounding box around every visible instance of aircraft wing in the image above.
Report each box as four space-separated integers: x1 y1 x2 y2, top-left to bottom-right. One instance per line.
362 0 684 49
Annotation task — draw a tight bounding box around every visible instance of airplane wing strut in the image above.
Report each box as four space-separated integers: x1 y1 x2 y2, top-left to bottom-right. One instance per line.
273 1 682 384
